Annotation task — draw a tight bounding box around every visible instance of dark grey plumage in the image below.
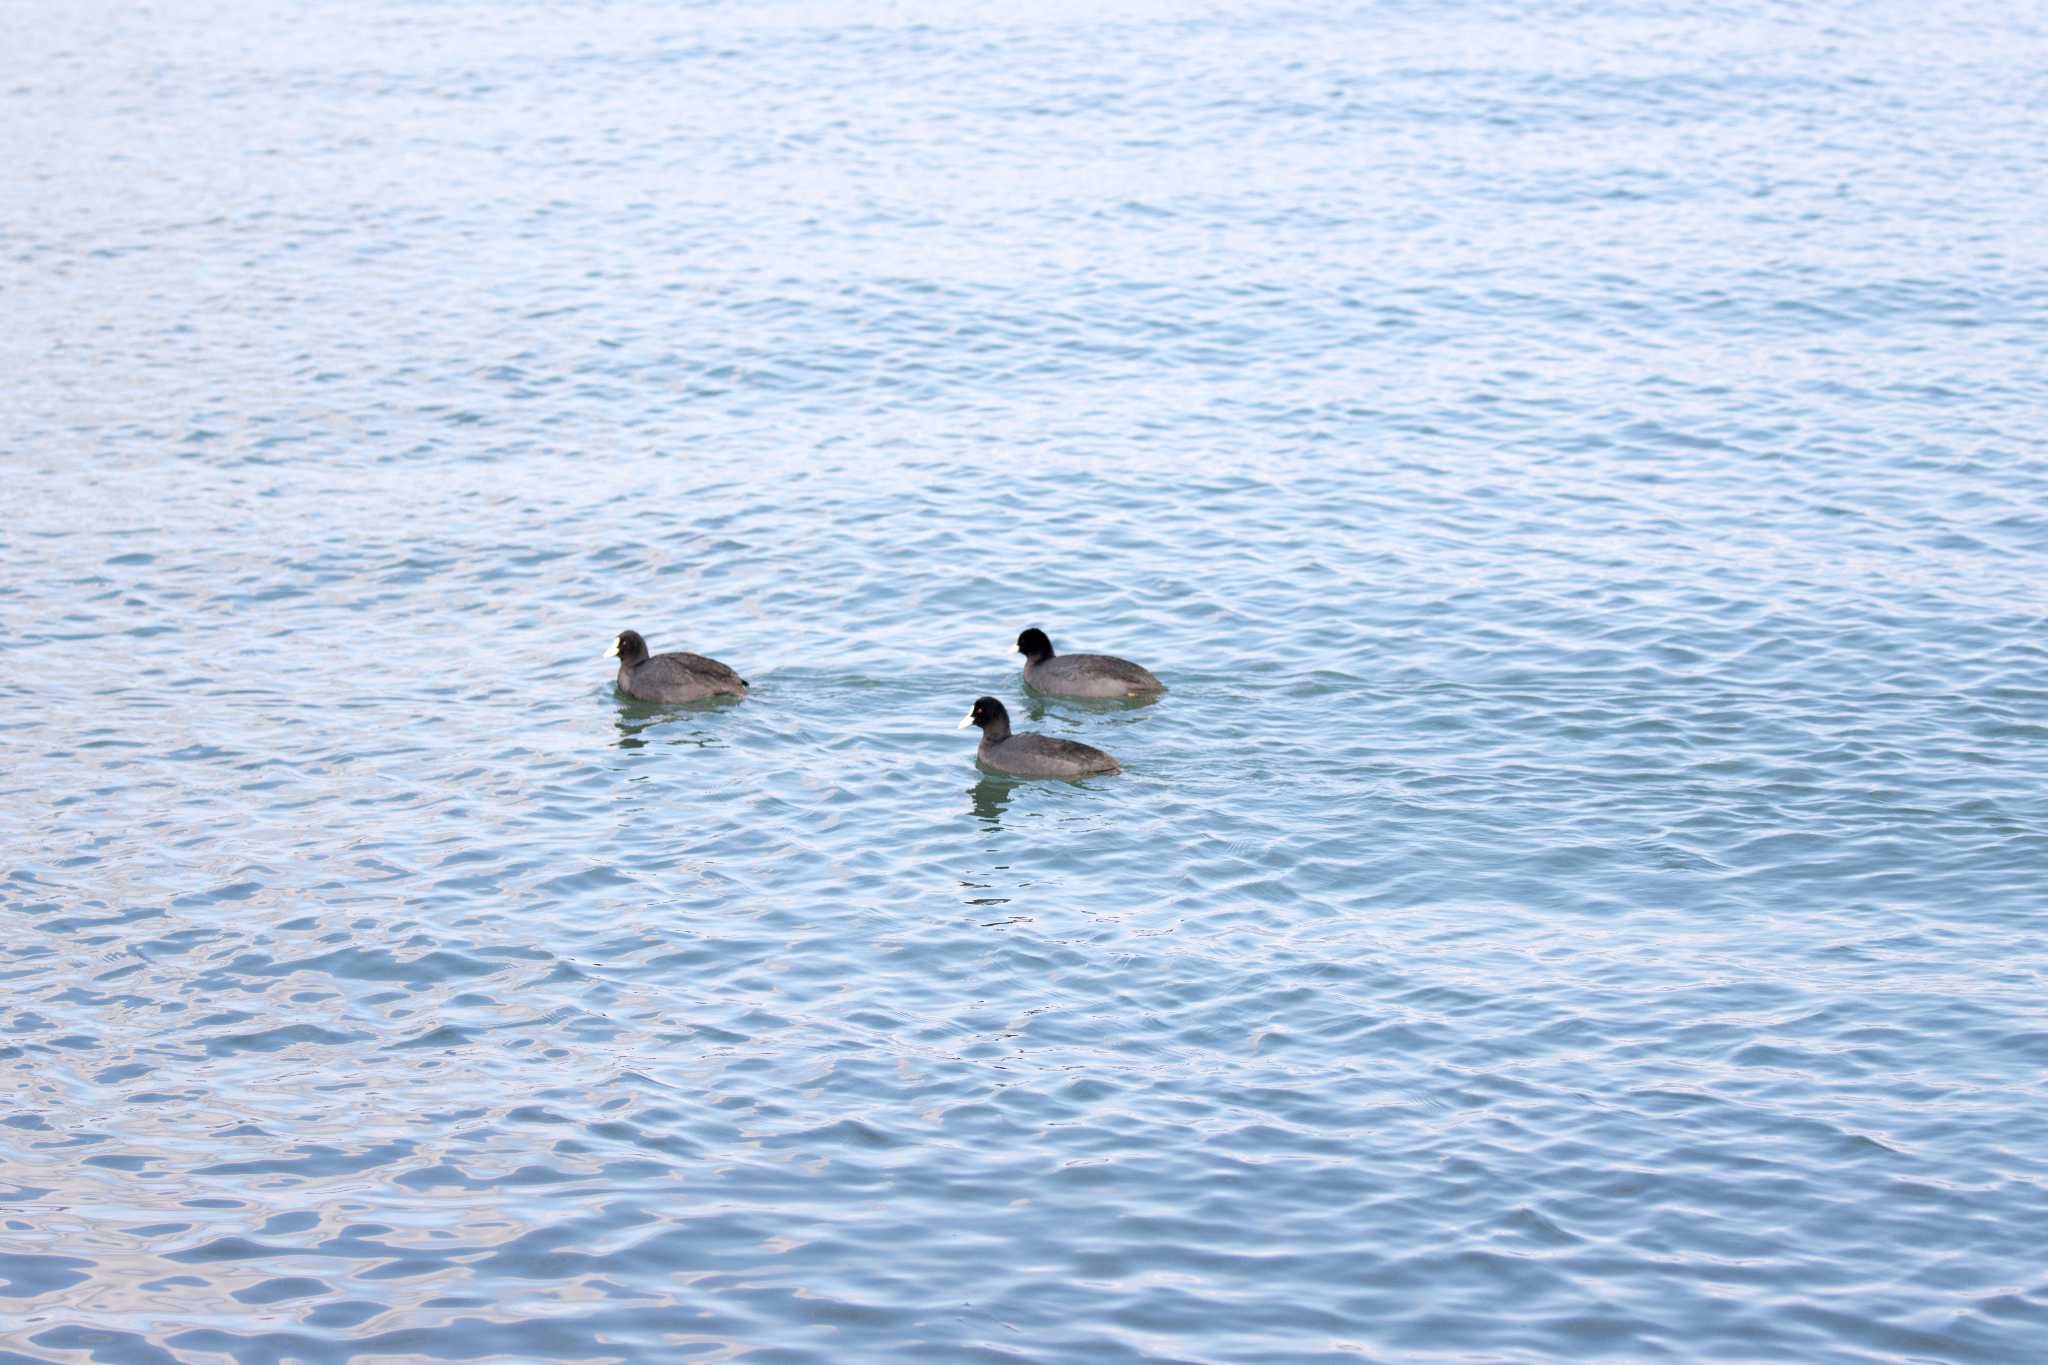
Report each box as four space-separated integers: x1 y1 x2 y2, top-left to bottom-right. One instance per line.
958 696 1120 778
1014 627 1165 698
607 629 748 703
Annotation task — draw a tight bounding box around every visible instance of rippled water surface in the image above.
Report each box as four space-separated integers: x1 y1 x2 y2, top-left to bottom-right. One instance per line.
6 1 2048 1360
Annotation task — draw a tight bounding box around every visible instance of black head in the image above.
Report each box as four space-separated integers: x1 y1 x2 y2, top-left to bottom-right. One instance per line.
607 630 649 666
958 695 1012 739
1014 627 1054 663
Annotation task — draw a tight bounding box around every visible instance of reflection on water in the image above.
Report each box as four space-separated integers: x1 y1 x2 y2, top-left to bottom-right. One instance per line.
614 713 653 751
968 774 1019 829
613 702 731 751
1018 690 1163 725
958 877 1015 910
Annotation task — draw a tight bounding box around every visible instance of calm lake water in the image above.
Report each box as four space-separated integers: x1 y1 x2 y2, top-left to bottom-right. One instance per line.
5 1 2047 1361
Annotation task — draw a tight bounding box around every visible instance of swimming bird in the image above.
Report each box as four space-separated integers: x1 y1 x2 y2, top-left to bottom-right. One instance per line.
958 696 1120 778
1012 627 1165 698
606 629 748 703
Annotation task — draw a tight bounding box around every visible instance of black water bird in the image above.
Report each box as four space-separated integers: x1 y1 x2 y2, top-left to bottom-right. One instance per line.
1013 627 1165 698
958 696 1120 778
606 629 748 703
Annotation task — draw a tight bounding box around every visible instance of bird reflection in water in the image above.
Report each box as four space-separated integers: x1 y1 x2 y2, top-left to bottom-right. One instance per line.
613 706 728 753
960 879 1018 913
963 778 1033 919
969 774 1019 829
1019 689 1162 727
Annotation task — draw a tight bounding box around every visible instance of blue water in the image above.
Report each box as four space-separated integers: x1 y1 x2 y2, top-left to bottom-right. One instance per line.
5 1 2047 1360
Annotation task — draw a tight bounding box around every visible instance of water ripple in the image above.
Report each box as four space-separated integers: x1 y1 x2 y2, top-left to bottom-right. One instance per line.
4 0 2048 1361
